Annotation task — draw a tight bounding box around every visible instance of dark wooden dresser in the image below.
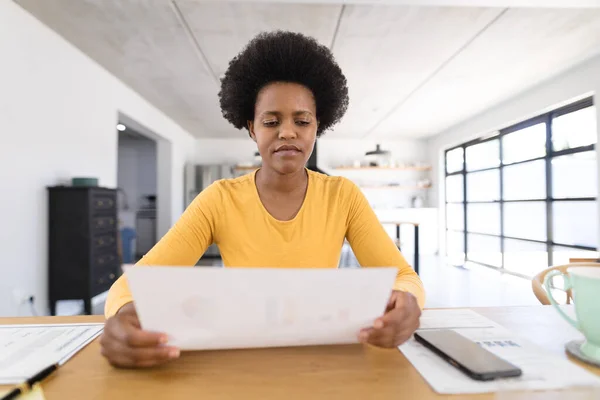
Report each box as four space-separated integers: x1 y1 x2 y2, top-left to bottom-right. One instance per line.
48 186 120 315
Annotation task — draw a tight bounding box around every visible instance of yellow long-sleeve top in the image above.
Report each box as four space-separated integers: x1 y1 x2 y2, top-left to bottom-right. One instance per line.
105 169 425 318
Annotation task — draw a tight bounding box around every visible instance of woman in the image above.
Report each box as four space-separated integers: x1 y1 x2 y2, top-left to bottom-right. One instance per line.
101 31 425 368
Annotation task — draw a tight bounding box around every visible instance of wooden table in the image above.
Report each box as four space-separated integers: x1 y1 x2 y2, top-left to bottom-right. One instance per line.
1 306 598 399
382 221 420 274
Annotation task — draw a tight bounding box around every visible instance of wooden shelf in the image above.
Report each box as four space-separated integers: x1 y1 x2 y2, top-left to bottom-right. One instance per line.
360 185 432 190
334 166 431 171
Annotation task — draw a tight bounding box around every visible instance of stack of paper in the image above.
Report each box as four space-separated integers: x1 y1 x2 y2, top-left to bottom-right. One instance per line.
399 309 600 394
0 323 103 384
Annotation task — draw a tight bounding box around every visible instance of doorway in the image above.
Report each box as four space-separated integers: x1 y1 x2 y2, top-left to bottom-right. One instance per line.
117 122 158 264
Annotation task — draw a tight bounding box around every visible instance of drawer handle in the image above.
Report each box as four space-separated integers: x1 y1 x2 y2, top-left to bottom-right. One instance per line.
99 278 105 284
109 219 114 225
98 220 104 226
98 258 104 264
108 200 114 206
98 239 104 245
109 273 115 279
98 200 104 207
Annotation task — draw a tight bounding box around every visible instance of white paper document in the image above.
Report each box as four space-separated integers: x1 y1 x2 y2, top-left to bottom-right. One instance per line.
0 323 103 384
126 266 397 351
399 309 600 394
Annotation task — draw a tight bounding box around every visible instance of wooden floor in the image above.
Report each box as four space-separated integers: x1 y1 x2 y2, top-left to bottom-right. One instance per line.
418 257 540 308
56 256 540 316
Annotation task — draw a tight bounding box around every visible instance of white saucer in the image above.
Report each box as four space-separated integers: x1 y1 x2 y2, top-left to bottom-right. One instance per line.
566 340 600 367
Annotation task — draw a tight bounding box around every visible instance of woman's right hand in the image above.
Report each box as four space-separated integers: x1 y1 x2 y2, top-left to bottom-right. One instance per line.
100 302 180 368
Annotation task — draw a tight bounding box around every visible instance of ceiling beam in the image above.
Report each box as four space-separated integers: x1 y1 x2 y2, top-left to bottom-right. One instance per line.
329 5 345 50
170 0 220 84
362 7 509 139
180 0 600 8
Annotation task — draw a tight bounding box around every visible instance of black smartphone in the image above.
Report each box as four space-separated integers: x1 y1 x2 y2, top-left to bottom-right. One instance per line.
414 329 522 381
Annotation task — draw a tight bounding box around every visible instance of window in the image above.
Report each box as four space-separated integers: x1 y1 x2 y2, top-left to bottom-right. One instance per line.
466 140 500 171
446 203 464 231
552 106 597 151
446 147 464 174
552 152 597 199
466 168 500 202
444 97 597 278
467 203 500 235
503 160 546 200
445 175 463 203
553 201 597 248
552 246 599 265
504 239 547 277
502 123 546 164
504 202 546 241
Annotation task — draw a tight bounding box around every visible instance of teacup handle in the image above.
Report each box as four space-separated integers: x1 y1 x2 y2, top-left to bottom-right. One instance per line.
544 270 578 329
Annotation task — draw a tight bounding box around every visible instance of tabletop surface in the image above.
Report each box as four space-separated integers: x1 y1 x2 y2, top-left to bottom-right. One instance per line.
1 306 598 400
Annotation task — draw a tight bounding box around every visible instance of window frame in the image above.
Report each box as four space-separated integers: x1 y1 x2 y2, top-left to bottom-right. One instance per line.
444 97 596 278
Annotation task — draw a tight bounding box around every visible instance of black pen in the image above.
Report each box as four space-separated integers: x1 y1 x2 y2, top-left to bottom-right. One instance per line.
1 363 58 400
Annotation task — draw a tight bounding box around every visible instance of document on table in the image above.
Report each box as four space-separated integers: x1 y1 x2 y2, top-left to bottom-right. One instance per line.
399 309 600 394
0 323 103 384
126 266 398 350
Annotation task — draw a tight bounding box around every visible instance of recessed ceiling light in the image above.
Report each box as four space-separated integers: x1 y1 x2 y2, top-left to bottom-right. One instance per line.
117 124 126 131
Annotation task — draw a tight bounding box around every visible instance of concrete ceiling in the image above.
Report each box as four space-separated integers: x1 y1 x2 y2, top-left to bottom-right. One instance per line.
15 0 600 139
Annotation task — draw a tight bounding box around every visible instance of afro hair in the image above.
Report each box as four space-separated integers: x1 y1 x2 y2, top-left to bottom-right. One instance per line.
218 31 349 137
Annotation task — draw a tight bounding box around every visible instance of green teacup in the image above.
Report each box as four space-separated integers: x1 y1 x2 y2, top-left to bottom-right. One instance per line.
544 265 600 361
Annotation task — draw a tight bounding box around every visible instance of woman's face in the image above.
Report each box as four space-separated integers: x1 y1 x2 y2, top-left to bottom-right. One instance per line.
249 82 318 175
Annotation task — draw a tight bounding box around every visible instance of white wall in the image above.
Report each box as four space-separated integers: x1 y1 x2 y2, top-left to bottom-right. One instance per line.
194 137 432 206
427 53 600 256
195 138 429 165
195 138 258 165
0 1 197 316
194 136 432 203
319 138 429 169
320 138 431 209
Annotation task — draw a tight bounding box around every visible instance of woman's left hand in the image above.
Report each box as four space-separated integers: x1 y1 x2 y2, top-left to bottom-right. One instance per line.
358 290 421 348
